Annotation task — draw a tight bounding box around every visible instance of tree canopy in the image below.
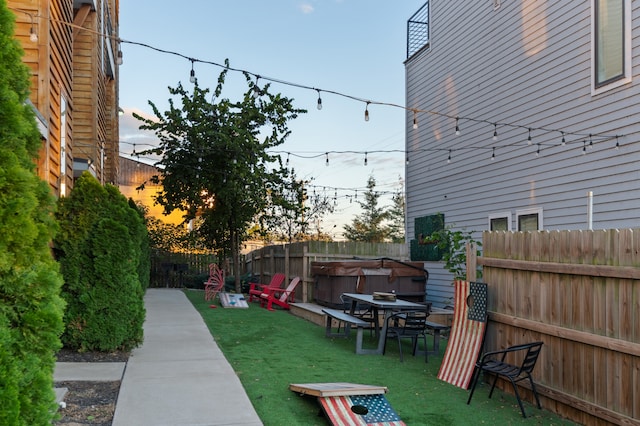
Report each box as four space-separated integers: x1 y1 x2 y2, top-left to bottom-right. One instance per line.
343 175 395 243
135 64 306 289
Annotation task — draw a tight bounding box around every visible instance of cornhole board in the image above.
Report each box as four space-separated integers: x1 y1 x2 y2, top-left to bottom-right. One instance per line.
289 382 406 425
437 280 488 389
219 292 249 308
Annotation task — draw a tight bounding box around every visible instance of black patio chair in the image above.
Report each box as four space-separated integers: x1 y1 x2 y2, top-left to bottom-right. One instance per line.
382 310 429 362
467 341 544 418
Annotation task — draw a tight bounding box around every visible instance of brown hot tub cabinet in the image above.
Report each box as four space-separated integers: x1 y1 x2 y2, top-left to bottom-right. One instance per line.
311 259 428 308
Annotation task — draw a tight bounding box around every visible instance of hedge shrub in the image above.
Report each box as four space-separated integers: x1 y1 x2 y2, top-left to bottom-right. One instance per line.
55 173 147 351
0 2 66 424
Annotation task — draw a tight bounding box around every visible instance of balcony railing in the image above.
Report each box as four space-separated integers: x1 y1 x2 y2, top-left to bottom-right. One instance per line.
407 2 429 59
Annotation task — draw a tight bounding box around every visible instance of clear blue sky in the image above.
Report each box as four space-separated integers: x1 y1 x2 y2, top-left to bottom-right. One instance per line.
118 1 425 239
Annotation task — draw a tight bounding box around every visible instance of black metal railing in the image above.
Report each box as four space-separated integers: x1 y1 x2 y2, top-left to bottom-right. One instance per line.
407 2 429 59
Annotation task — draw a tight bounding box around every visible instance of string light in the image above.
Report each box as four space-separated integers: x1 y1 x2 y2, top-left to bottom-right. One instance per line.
116 49 123 65
491 147 495 161
364 152 368 166
412 110 418 129
615 135 619 150
189 59 196 83
325 152 329 166
447 149 452 164
536 143 540 157
253 76 261 98
527 128 532 145
561 131 566 146
19 10 626 146
316 89 322 110
493 123 498 141
589 134 593 149
286 153 290 166
364 102 370 122
582 141 586 155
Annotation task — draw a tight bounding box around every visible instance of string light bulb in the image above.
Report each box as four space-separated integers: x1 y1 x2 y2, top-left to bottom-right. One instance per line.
253 76 261 98
582 141 586 155
527 128 532 145
364 152 368 166
491 147 495 161
455 117 460 136
30 26 37 42
116 49 123 65
589 134 593 149
493 123 498 141
413 110 418 129
615 135 620 150
316 90 322 110
189 60 196 83
364 102 370 122
561 131 566 146
536 143 540 157
325 152 329 166
447 149 452 164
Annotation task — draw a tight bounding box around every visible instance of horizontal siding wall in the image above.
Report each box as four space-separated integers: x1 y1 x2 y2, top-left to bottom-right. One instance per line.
404 1 640 252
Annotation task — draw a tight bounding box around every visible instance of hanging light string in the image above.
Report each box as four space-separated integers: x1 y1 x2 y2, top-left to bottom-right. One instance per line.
17 10 626 146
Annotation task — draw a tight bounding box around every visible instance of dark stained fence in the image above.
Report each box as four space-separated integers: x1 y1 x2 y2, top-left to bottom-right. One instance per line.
149 251 216 288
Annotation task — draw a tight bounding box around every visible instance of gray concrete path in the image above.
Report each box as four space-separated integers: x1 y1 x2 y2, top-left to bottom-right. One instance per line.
112 288 263 426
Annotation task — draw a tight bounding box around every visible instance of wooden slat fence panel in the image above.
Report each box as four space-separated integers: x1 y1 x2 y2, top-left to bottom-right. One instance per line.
478 229 640 425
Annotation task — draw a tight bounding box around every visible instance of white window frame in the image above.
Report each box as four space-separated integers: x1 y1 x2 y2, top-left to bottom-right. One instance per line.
591 0 632 95
488 211 511 231
516 207 543 231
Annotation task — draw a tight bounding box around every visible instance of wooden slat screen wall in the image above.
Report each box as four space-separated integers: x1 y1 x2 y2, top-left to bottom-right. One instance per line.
478 229 640 425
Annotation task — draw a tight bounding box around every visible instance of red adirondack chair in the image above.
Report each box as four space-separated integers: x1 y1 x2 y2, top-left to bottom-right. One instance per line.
248 273 286 303
259 277 301 311
204 264 225 302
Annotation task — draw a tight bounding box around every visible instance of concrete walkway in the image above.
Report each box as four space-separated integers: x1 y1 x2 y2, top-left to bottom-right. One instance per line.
112 288 262 426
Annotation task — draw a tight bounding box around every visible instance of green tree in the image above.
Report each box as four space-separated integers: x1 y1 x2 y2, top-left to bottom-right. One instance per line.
258 172 334 243
343 175 390 242
0 3 65 423
387 190 406 243
55 173 146 351
135 63 305 291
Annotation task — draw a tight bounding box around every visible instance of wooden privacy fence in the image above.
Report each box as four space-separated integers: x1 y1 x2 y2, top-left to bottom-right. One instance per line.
473 229 640 425
243 241 409 303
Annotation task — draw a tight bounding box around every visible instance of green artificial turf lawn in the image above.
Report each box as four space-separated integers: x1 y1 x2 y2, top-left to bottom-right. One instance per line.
185 290 576 426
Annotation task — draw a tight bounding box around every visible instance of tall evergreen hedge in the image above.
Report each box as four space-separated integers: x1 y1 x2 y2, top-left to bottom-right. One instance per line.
0 2 66 424
55 173 147 351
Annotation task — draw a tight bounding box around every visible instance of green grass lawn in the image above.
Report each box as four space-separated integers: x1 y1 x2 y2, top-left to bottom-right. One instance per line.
185 290 575 426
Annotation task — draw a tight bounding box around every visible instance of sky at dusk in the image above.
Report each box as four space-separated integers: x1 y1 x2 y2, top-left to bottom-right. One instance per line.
118 1 425 238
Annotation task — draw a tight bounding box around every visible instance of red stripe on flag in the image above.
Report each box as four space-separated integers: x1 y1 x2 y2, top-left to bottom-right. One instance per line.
437 280 486 389
320 396 366 426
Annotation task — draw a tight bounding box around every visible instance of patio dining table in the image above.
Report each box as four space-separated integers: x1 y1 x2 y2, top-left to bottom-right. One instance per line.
341 293 428 355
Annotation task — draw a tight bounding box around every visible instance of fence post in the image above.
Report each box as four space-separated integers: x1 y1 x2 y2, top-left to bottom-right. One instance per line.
302 244 309 302
285 245 290 282
466 242 477 282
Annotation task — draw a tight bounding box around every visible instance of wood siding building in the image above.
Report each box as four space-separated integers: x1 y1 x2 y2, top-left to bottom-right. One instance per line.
9 0 120 196
404 1 640 307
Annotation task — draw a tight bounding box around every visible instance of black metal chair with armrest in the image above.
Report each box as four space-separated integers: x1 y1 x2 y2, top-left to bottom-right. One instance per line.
467 341 544 418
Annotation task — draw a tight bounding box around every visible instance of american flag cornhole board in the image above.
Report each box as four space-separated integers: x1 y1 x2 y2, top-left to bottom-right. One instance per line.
289 382 406 426
437 280 488 389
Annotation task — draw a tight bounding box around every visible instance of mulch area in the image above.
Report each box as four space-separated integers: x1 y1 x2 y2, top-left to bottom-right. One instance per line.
53 348 129 426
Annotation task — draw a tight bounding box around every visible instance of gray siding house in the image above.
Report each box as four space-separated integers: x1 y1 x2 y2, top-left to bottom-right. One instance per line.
404 1 639 307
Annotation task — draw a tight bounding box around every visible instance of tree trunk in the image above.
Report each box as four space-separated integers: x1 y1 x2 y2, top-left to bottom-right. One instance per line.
231 228 241 293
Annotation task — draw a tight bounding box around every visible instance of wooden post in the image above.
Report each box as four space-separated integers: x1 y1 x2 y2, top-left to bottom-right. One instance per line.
466 242 477 282
302 244 309 302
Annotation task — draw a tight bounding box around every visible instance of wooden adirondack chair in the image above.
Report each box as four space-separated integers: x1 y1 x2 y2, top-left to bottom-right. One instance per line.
204 264 225 302
259 277 301 311
248 273 286 303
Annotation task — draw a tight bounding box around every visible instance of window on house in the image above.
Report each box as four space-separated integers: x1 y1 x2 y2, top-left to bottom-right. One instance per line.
592 0 631 93
516 208 543 231
488 212 511 231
